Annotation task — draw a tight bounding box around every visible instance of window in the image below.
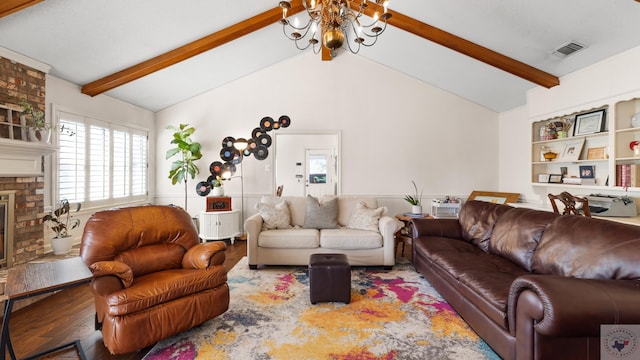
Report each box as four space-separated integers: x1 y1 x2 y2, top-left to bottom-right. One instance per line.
57 110 148 207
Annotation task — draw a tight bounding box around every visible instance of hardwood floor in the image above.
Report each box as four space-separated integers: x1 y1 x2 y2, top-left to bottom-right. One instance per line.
4 240 247 360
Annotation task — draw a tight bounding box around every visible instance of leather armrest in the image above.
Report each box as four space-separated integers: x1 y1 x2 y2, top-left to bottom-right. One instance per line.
90 260 133 288
410 218 462 239
182 241 227 269
509 275 640 337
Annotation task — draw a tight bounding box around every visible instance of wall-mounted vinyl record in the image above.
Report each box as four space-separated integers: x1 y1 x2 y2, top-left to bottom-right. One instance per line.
279 115 291 127
222 136 236 148
272 120 280 130
260 116 274 131
252 127 264 140
254 145 269 160
196 181 211 196
220 146 239 162
243 148 252 157
258 133 272 147
209 161 223 176
231 152 243 165
220 162 236 177
247 138 257 150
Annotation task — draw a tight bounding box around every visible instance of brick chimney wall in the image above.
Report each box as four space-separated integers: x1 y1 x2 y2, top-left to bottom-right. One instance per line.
0 56 47 265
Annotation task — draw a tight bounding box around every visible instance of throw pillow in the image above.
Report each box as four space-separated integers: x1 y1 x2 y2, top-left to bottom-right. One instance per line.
303 195 338 229
348 201 384 232
257 200 292 230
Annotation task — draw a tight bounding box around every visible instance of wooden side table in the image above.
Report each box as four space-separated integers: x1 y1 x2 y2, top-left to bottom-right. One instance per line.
1 257 92 360
395 213 432 257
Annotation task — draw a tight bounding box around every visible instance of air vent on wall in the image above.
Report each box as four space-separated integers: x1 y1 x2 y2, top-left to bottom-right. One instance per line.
552 41 586 58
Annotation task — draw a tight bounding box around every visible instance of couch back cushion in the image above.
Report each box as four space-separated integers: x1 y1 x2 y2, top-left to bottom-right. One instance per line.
261 196 307 227
489 208 558 271
458 200 513 252
531 215 640 280
80 205 199 268
331 195 379 227
115 243 185 277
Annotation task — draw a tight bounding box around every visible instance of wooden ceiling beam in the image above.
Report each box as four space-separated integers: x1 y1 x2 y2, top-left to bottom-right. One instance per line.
0 0 43 19
81 1 306 97
358 2 560 88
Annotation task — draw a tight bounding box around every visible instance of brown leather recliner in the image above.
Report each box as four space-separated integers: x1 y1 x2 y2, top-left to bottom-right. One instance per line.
80 205 230 355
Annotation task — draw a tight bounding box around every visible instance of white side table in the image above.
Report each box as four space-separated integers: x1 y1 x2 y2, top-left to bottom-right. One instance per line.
198 210 241 244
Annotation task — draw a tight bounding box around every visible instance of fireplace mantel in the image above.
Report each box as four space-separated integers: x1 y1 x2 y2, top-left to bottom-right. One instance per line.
0 140 54 177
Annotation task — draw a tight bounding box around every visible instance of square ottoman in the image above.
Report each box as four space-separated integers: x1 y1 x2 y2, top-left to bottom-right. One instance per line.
309 253 351 304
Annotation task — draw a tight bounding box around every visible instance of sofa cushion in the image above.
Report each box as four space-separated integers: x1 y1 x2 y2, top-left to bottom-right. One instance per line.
320 228 382 249
115 243 185 277
260 196 307 227
105 267 227 316
303 195 338 229
330 195 380 227
258 229 320 249
489 208 558 271
532 215 640 280
347 201 384 232
415 236 528 329
458 200 513 252
257 200 292 230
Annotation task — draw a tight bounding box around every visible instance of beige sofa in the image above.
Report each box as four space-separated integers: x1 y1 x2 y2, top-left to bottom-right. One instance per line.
245 195 400 269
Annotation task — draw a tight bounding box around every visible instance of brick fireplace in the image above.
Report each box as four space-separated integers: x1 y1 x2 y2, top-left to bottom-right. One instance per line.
0 54 48 267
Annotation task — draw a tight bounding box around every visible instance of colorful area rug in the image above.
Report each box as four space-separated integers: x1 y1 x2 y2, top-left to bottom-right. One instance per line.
144 257 499 360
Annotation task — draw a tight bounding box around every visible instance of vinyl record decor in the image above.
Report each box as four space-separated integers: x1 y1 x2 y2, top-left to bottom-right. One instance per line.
196 115 291 196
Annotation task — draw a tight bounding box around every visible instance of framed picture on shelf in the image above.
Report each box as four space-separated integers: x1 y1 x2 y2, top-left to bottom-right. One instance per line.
538 173 550 183
573 109 606 136
549 174 563 183
586 146 607 160
560 138 585 162
579 165 595 179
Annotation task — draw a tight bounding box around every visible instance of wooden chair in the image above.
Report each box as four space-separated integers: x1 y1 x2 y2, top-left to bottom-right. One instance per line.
548 191 591 217
276 185 284 197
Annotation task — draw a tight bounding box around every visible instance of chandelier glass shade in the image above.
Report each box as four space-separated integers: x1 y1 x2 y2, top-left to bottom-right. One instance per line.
279 0 391 55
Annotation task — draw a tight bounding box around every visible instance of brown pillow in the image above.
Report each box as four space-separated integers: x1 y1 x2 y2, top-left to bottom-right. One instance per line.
90 261 134 288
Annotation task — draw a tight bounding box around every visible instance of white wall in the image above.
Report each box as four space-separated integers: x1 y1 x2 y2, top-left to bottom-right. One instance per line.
498 45 640 206
155 51 499 218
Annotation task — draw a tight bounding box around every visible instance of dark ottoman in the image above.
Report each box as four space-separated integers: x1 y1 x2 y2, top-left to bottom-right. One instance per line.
309 253 351 304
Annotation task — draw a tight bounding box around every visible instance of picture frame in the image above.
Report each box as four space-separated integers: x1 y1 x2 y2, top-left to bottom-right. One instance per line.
538 173 550 183
560 138 585 162
579 165 595 179
548 174 563 183
586 146 607 160
573 109 606 136
467 191 520 204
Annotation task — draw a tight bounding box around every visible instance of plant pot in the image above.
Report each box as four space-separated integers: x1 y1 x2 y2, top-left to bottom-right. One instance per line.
212 186 224 196
411 205 423 215
51 235 74 255
28 127 52 145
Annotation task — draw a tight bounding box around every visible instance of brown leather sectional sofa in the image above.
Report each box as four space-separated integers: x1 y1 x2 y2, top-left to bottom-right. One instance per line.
411 200 640 360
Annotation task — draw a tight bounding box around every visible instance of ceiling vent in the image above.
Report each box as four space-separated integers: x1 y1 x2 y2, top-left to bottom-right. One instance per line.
552 41 586 58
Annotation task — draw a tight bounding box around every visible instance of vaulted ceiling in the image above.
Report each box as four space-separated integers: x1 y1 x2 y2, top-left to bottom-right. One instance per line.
1 0 639 113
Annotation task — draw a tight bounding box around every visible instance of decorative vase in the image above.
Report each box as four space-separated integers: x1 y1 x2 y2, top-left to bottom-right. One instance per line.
212 186 224 196
51 235 74 255
411 205 422 215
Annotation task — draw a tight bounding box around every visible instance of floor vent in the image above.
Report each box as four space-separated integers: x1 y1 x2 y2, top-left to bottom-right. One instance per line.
552 41 586 57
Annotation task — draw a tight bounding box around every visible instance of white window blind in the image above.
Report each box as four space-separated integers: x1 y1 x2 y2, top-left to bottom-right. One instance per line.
56 110 148 207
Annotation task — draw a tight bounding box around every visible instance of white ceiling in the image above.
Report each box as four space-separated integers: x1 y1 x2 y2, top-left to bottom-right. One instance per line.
1 0 639 113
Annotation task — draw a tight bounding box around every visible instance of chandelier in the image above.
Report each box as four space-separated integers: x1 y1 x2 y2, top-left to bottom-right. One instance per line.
278 0 391 55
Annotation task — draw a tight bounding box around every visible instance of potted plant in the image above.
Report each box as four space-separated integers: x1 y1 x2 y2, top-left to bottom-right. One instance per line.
166 123 203 210
19 99 52 144
43 199 81 255
404 180 423 214
212 176 225 196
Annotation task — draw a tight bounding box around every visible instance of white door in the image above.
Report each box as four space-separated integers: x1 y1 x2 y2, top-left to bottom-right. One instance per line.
305 149 336 197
